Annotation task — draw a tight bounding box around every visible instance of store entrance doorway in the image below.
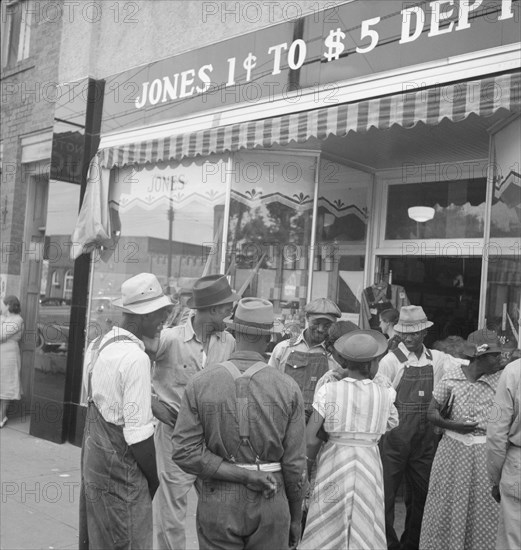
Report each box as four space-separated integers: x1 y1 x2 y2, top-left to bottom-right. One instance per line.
379 256 482 348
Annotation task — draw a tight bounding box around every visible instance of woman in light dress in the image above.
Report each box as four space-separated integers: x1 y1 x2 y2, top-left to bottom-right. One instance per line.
0 295 24 427
301 330 398 550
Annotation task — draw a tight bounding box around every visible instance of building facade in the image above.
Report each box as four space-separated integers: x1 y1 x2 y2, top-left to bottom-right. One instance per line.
3 1 520 444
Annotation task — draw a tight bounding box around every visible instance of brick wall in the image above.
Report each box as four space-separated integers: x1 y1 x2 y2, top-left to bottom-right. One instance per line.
1 0 63 295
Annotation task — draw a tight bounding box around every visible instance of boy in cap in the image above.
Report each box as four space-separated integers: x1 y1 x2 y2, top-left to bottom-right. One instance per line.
172 297 306 550
375 305 463 550
79 273 173 549
151 274 238 550
269 297 342 419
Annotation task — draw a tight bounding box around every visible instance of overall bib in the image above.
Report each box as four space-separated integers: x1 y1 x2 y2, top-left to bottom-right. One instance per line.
79 336 152 550
284 350 329 420
196 361 290 550
381 348 435 550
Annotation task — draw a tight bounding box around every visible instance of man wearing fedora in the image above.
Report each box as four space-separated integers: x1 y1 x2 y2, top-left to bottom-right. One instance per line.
151 274 238 550
79 273 173 549
172 297 306 550
375 305 462 550
269 297 342 419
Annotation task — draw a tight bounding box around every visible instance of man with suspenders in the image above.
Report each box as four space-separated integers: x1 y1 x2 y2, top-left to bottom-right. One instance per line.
375 306 464 550
173 298 306 550
79 273 173 549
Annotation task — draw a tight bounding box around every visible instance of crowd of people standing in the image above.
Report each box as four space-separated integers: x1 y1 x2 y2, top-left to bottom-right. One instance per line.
75 272 519 550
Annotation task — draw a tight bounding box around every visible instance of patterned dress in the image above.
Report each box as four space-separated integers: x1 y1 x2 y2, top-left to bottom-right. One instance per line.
419 365 501 550
300 378 398 550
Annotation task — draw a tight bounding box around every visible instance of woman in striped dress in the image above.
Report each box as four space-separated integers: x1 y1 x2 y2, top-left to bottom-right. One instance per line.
300 330 398 550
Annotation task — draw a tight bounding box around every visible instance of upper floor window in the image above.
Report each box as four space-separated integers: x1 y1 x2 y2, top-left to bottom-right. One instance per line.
2 0 33 68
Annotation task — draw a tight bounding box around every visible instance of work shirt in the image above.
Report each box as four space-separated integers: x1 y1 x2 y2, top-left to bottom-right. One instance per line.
375 342 463 390
487 359 521 486
268 331 340 373
172 350 306 501
83 327 154 445
152 313 235 412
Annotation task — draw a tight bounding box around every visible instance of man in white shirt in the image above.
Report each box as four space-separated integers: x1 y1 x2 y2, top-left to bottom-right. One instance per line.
79 273 173 549
375 305 462 550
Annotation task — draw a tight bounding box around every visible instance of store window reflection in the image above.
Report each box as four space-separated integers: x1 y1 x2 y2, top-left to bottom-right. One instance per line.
86 155 227 342
35 180 80 385
485 256 520 348
386 178 487 240
226 151 316 330
314 160 371 325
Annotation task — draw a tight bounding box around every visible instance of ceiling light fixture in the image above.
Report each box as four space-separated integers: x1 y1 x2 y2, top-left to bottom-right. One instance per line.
408 206 435 223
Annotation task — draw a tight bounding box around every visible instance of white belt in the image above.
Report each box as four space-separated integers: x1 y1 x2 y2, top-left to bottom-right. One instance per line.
329 434 379 447
234 462 281 472
446 430 486 446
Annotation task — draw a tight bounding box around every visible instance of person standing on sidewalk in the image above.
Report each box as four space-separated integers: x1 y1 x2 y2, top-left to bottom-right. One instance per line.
269 298 342 420
487 357 521 550
79 273 173 549
172 297 306 550
152 274 238 550
0 295 24 428
375 305 462 550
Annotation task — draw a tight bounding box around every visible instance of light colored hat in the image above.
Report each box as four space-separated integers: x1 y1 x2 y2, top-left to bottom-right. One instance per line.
394 305 434 333
305 298 341 323
334 330 388 362
224 298 283 335
463 329 503 357
113 273 173 314
186 275 240 309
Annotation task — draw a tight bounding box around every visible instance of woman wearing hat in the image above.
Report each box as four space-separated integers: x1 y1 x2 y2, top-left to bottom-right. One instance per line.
419 330 506 550
300 330 398 550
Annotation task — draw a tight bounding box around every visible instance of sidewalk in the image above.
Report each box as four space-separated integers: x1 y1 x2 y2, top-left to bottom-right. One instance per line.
0 415 199 550
0 415 81 549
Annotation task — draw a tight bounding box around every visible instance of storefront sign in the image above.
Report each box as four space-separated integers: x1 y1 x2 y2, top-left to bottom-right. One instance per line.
102 0 519 133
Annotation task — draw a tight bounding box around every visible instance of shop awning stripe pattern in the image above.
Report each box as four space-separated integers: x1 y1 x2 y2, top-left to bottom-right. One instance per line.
101 71 520 169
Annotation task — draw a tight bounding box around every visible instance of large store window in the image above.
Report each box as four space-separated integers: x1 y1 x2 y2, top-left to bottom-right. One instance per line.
385 178 487 240
313 159 371 324
86 155 228 341
485 116 520 348
225 151 316 327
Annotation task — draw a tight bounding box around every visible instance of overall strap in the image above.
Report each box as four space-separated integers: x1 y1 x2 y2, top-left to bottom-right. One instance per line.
391 347 409 364
87 335 134 401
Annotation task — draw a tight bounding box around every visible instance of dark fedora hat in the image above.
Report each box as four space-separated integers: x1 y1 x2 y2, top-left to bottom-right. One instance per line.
186 275 240 309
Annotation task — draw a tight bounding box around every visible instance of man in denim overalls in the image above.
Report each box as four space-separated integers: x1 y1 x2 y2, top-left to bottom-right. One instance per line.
79 273 173 549
375 306 462 550
269 298 342 420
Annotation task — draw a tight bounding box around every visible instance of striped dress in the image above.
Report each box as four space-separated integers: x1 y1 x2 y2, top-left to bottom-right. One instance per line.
300 378 398 550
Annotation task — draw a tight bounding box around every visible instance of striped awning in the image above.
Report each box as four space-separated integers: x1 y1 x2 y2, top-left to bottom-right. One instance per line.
101 71 520 169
